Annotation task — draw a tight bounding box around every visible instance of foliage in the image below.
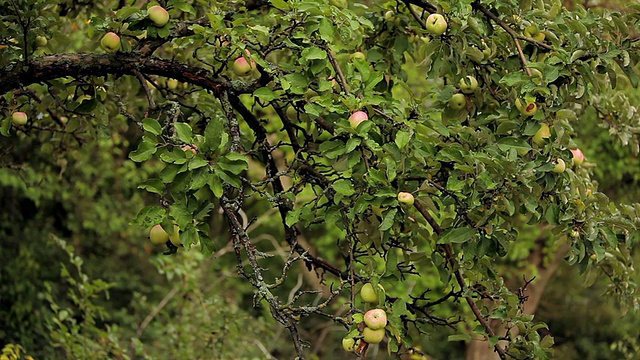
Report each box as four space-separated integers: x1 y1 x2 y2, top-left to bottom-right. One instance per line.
2 0 640 359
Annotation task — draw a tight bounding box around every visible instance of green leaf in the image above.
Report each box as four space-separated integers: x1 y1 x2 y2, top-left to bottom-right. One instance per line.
174 122 193 144
138 178 164 194
439 227 475 244
497 137 531 154
129 138 157 162
333 179 355 196
379 208 398 231
254 87 276 101
269 0 290 10
301 47 327 62
448 334 472 342
203 116 224 152
142 118 162 135
131 205 165 227
395 129 412 149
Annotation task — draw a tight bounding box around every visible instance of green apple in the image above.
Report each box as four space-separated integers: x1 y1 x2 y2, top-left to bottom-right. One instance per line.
449 93 466 110
167 78 179 90
384 10 394 21
529 68 543 84
426 14 447 35
232 56 253 75
169 224 181 246
516 98 537 117
330 0 347 8
11 112 27 125
149 224 169 245
349 110 368 129
552 158 566 173
364 309 387 330
524 25 545 42
35 35 47 47
362 327 385 344
100 32 121 53
458 76 478 94
360 283 380 303
532 123 550 146
350 51 366 61
397 192 414 206
342 337 356 352
571 148 585 166
148 5 170 27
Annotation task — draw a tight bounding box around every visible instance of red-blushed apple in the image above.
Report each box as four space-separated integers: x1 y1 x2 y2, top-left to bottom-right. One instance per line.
362 327 385 344
552 158 566 173
360 283 380 303
449 93 466 110
233 57 253 75
149 224 169 245
349 111 368 129
11 112 27 125
571 148 585 166
148 5 170 27
342 337 356 352
363 309 387 330
533 123 550 146
516 98 537 116
181 144 198 155
426 14 447 35
100 32 121 53
459 76 478 94
397 192 414 206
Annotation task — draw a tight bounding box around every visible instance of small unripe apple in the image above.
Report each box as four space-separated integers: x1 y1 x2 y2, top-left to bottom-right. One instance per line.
167 78 179 90
360 283 380 303
397 192 414 206
384 10 395 21
449 93 466 110
100 32 121 53
349 111 368 129
525 25 545 41
232 56 254 75
342 337 356 352
11 112 28 125
532 123 550 146
426 14 447 35
148 5 170 27
169 224 181 246
571 148 585 166
35 35 48 47
149 224 170 245
363 309 387 330
362 327 385 344
459 76 478 94
552 158 566 173
350 51 366 61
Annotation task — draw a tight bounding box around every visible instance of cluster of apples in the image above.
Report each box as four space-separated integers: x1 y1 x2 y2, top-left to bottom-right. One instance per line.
149 223 181 246
531 123 586 173
342 283 388 354
449 75 479 110
100 5 170 53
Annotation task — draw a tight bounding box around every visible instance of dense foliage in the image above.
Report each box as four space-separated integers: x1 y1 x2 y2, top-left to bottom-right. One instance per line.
2 0 640 359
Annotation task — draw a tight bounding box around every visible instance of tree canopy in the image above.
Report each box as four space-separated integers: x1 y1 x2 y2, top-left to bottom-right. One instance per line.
2 0 640 359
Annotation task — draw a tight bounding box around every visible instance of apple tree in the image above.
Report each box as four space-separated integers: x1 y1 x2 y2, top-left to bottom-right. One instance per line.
2 0 640 359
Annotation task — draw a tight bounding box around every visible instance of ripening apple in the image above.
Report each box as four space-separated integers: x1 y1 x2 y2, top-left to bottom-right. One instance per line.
449 93 466 110
360 283 380 303
100 32 121 53
232 56 254 75
426 14 447 35
149 224 170 245
363 309 387 330
11 112 28 125
362 327 385 344
35 35 47 47
571 148 585 166
342 337 356 352
397 192 415 206
516 98 537 117
148 5 170 27
552 158 566 173
350 51 366 61
349 111 368 129
459 76 478 94
532 123 550 146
